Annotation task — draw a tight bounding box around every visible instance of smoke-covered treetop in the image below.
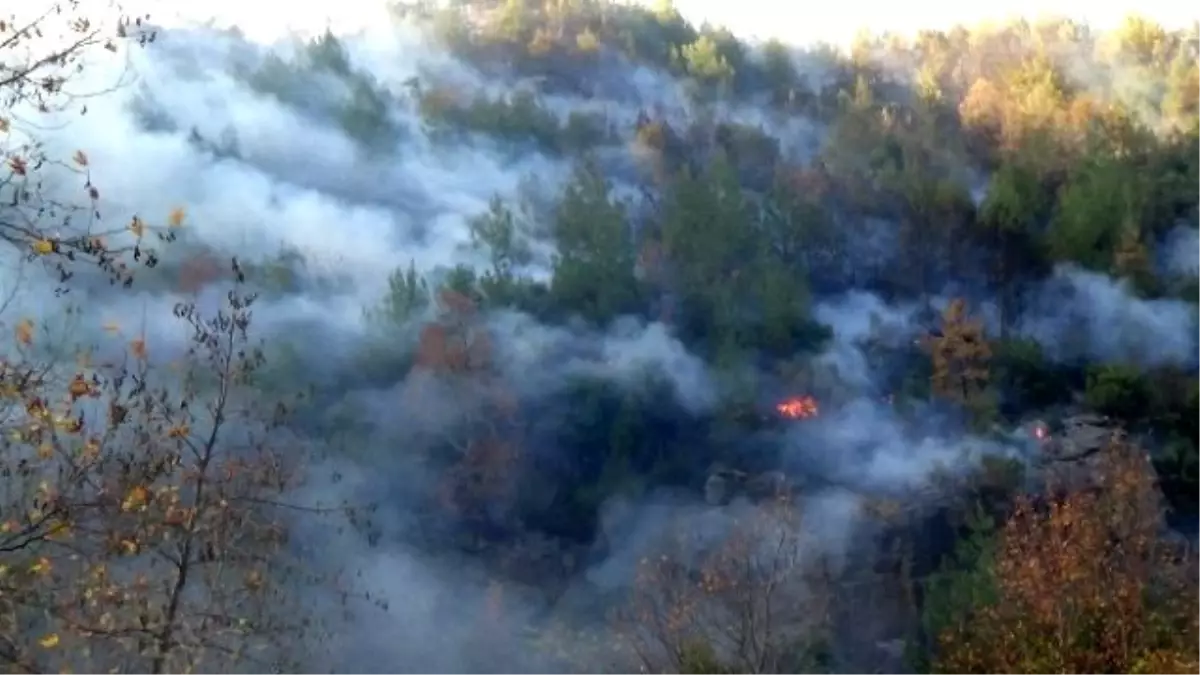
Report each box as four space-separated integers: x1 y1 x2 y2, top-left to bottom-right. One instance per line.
0 1 1196 672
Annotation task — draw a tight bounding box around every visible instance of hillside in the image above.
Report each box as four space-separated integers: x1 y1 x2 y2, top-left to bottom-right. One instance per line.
0 1 1197 672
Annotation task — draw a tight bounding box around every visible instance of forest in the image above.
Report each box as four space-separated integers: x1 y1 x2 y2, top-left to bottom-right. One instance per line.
0 0 1197 672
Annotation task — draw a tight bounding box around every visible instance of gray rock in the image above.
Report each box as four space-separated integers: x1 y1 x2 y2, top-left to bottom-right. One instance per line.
1029 414 1173 501
704 466 791 506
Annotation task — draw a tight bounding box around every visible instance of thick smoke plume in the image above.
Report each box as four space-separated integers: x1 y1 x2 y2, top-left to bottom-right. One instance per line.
3 2 1196 672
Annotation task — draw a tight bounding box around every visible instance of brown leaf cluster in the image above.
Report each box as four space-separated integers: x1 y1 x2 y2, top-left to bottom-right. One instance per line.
0 283 343 673
934 439 1199 673
621 499 833 674
415 289 494 374
2 3 168 296
411 289 527 527
927 298 992 410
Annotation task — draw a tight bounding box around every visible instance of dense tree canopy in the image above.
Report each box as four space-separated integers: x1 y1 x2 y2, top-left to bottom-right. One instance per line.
381 5 1199 671
1 0 1197 672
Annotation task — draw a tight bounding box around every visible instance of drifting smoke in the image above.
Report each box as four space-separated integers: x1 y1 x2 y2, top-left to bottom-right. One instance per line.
1019 265 1199 369
3 3 1196 672
489 311 718 413
2 14 742 671
812 291 923 391
1160 224 1200 279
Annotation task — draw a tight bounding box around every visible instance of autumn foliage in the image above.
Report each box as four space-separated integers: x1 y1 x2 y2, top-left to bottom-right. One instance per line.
1 4 173 295
2 2 1196 673
933 439 1199 673
621 497 834 674
925 298 994 422
416 289 494 375
414 289 522 523
0 269 345 672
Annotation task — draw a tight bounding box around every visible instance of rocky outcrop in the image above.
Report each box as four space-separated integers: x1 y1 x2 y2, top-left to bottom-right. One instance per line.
704 466 791 506
1032 413 1127 493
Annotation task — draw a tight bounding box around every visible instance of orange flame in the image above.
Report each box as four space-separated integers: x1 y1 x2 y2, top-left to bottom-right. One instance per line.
776 395 819 420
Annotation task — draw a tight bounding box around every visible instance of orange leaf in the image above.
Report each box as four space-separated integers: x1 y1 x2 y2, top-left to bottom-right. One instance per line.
67 374 91 400
14 318 33 346
121 485 148 512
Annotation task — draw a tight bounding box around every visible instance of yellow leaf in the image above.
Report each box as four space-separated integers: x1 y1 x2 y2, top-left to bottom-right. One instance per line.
168 206 186 228
102 321 121 334
0 520 15 533
14 318 33 346
72 150 88 167
31 239 54 255
47 520 70 540
29 556 51 575
54 416 83 434
120 538 139 554
27 399 47 418
0 564 7 577
37 443 53 460
130 337 147 361
167 424 190 439
38 633 59 649
121 485 148 512
128 216 145 238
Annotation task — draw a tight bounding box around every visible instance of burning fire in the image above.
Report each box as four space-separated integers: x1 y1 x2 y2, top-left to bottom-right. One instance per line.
776 395 819 420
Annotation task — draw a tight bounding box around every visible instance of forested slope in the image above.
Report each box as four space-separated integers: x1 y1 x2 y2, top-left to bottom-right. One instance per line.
0 1 1196 672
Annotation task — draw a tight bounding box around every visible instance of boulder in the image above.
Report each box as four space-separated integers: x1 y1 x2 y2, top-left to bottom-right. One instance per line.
1034 413 1125 493
704 466 791 506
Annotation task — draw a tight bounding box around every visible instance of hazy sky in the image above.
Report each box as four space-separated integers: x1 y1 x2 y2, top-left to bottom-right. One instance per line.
669 0 1198 45
113 0 1198 46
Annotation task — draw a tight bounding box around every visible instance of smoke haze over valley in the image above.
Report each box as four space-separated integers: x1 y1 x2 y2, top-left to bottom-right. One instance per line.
0 1 1196 672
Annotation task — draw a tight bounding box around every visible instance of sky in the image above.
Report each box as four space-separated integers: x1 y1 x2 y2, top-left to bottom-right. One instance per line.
107 0 1199 46
669 0 1198 45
